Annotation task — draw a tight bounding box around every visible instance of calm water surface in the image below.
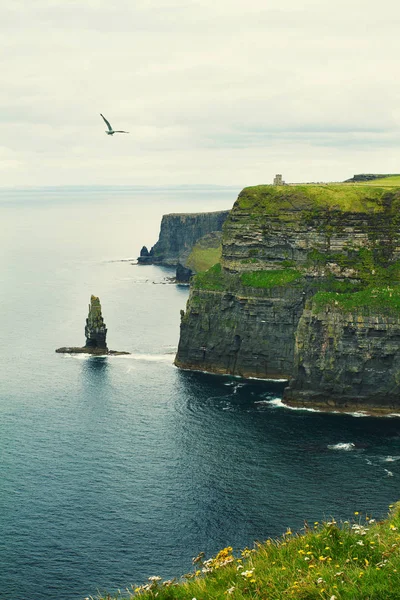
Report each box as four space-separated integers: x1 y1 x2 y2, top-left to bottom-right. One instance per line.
1 187 400 600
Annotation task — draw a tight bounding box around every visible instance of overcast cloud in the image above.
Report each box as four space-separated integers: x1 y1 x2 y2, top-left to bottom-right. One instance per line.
1 0 400 186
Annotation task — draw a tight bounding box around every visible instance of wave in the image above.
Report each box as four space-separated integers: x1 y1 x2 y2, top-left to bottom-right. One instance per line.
384 469 394 477
123 353 174 363
327 442 356 451
383 456 400 462
257 398 320 413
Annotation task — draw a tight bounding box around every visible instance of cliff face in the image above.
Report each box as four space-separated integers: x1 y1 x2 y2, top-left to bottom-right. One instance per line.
138 210 229 267
176 283 307 378
175 183 400 409
283 302 400 410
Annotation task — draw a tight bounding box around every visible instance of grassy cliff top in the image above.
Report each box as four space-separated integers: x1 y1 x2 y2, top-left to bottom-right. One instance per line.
99 503 400 600
235 184 400 214
161 210 230 218
360 175 400 187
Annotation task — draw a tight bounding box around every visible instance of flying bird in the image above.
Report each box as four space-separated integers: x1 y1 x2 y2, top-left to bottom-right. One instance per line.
100 114 129 135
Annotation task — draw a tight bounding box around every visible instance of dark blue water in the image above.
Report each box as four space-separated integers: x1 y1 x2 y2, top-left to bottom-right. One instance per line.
1 187 400 600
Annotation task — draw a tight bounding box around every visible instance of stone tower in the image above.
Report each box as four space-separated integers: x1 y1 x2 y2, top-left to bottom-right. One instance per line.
273 174 285 185
85 295 108 350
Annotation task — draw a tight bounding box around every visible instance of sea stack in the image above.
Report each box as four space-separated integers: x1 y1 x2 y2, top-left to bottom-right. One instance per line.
56 295 129 355
85 295 108 351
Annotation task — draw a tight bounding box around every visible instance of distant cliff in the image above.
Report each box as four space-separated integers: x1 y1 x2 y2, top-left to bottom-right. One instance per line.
138 210 230 269
344 173 400 182
175 181 400 411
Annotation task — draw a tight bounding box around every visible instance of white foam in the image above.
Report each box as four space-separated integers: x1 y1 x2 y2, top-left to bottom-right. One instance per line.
125 353 173 363
327 442 356 451
248 376 288 382
66 353 107 360
342 411 368 418
383 456 400 463
384 469 394 477
264 398 320 412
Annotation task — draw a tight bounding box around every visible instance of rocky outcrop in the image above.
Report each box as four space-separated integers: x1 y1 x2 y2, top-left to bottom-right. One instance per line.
137 210 229 268
56 295 129 355
175 183 400 409
138 246 154 265
85 295 108 350
176 263 193 283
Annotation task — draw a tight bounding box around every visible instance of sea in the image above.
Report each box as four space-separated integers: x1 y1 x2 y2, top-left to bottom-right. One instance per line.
1 185 400 600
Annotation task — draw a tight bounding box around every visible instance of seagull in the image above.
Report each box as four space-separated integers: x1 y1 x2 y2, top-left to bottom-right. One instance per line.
100 113 129 135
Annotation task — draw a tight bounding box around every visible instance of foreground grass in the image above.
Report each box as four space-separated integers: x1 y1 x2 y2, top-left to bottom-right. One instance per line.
98 504 400 600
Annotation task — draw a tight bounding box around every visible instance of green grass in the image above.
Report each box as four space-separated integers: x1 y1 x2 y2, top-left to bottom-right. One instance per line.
240 269 303 289
312 285 400 315
192 263 227 291
186 245 222 273
235 184 400 215
97 503 400 600
361 175 400 187
192 265 304 292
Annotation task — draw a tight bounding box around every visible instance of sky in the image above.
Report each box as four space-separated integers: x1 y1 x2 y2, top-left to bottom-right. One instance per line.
1 0 400 186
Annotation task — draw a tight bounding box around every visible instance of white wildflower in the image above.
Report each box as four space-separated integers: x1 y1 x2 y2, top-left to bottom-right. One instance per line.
241 569 254 578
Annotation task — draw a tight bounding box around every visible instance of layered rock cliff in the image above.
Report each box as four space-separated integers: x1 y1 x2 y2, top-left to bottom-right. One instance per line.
284 297 400 410
175 182 400 410
138 210 229 269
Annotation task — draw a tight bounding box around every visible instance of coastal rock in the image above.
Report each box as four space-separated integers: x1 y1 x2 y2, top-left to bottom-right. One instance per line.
85 295 108 350
56 295 129 356
137 245 154 265
176 263 193 283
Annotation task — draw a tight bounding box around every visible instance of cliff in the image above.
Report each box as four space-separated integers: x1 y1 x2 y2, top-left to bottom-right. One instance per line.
138 210 229 269
283 292 400 411
175 182 400 410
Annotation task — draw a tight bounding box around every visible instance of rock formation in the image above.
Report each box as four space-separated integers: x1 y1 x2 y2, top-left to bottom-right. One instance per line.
175 182 400 411
56 295 129 356
84 295 108 350
176 263 193 283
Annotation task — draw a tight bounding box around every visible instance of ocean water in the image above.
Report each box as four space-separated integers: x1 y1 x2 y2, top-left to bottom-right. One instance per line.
1 186 400 600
